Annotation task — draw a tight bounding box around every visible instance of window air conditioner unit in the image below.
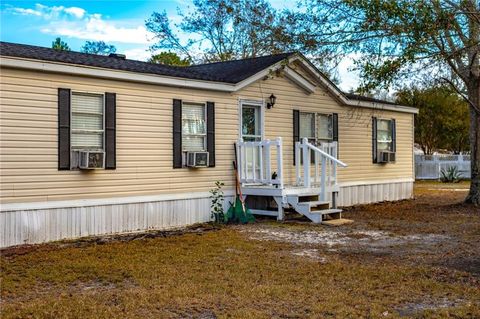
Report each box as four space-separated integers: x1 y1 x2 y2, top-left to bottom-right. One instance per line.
186 151 209 168
378 151 396 163
79 151 105 169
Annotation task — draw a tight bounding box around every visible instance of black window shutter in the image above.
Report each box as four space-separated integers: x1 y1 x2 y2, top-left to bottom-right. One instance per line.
332 113 339 142
207 101 215 167
173 99 183 168
372 117 377 163
391 119 396 152
105 92 116 169
58 88 71 170
293 110 300 165
332 113 339 157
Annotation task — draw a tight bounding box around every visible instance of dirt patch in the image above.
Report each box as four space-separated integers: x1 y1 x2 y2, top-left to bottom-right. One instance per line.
428 188 469 192
244 225 449 256
72 278 138 292
245 227 350 246
396 297 466 317
291 248 327 262
436 256 480 277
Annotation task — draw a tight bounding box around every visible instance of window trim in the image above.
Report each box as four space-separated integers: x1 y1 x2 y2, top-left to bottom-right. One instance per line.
70 91 105 152
181 101 207 152
238 99 265 141
376 118 394 152
299 111 334 143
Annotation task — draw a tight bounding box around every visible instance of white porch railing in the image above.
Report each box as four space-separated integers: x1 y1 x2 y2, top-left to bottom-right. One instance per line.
295 138 347 200
236 137 347 194
236 137 283 187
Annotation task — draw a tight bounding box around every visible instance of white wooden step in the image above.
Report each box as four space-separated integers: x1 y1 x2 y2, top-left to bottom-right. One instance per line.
297 192 321 197
297 201 330 208
322 218 353 226
309 208 342 215
298 200 330 207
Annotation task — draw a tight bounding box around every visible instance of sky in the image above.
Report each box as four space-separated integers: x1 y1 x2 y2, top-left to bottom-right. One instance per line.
0 0 359 91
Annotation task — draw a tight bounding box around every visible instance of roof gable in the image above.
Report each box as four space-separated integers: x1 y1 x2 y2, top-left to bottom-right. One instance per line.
288 60 319 85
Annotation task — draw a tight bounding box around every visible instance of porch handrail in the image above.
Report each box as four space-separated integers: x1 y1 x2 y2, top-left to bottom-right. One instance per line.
303 139 347 168
295 138 347 200
236 137 283 187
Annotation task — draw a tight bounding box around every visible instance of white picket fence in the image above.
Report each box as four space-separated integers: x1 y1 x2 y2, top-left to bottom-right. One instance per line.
415 154 471 180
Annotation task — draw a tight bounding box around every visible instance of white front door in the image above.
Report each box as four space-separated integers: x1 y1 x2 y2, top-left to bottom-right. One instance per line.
241 103 262 142
240 102 263 180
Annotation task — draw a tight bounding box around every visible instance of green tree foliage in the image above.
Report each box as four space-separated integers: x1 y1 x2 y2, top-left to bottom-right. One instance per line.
146 0 287 63
287 0 479 204
51 37 70 51
149 52 191 66
397 86 469 155
81 41 117 55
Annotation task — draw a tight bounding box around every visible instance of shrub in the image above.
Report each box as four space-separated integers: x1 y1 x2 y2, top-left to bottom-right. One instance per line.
209 181 226 223
440 166 462 183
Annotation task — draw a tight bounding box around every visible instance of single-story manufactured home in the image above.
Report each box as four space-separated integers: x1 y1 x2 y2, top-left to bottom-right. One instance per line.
0 42 418 247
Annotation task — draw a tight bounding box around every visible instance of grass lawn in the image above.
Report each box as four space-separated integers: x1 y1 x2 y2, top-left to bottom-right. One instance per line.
1 182 479 318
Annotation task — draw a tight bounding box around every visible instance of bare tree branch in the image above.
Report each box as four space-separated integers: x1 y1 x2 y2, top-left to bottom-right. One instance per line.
442 76 480 113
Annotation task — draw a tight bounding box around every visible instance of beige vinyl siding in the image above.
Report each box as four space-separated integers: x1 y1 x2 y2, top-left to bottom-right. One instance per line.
235 70 414 185
0 66 413 204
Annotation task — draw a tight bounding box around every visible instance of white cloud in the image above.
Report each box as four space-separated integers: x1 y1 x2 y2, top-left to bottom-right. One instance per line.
10 3 84 19
337 54 361 91
8 3 154 45
63 7 85 19
11 7 42 16
123 48 151 61
173 0 193 6
43 14 154 44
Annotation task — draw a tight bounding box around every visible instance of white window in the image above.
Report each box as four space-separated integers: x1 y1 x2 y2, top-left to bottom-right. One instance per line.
71 92 104 150
317 114 333 140
377 119 393 151
182 102 206 151
300 112 315 141
300 112 333 144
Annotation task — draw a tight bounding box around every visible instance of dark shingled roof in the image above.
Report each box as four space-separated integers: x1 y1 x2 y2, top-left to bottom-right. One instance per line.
188 53 293 83
0 42 404 107
0 42 294 84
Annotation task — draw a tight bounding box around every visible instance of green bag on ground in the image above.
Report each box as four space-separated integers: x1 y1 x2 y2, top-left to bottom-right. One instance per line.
226 197 255 224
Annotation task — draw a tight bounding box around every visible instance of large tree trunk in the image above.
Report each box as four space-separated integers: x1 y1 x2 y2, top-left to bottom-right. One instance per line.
465 82 480 206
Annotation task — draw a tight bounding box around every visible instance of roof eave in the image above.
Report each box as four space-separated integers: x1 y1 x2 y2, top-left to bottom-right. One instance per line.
1 55 307 94
286 54 419 114
0 56 238 92
0 55 419 114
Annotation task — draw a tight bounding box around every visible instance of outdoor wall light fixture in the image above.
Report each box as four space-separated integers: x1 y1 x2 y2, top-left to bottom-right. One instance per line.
266 93 277 109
